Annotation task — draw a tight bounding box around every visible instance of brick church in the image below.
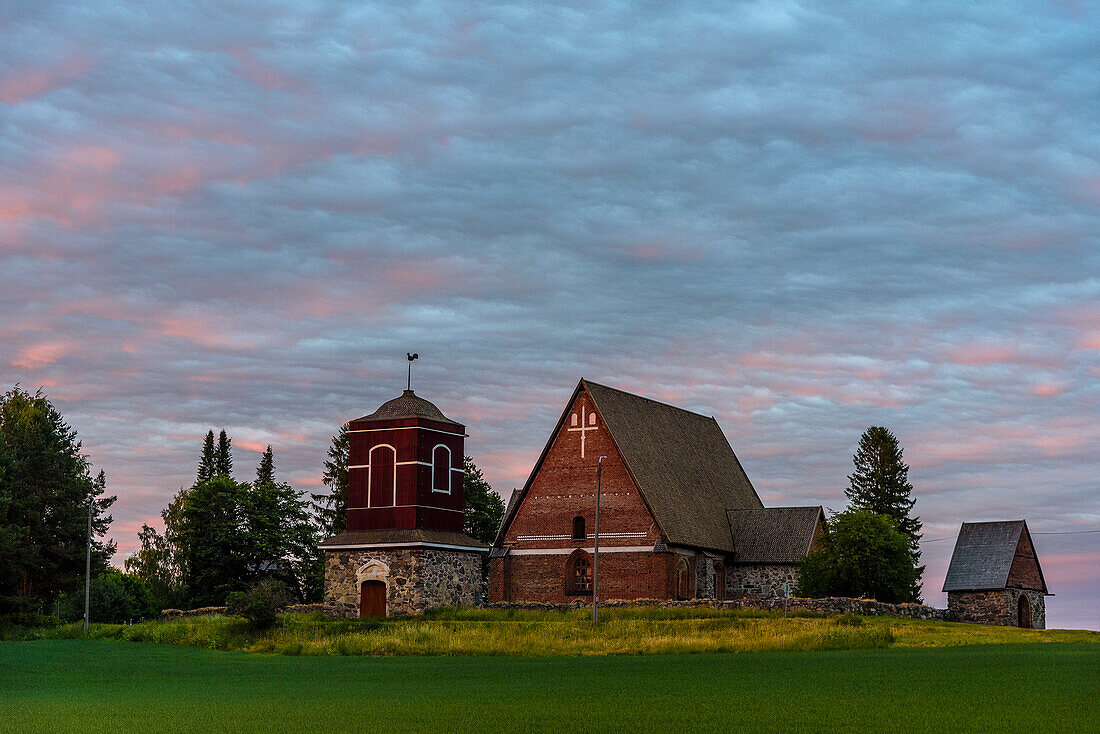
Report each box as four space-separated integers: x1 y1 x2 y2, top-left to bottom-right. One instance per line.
489 379 824 603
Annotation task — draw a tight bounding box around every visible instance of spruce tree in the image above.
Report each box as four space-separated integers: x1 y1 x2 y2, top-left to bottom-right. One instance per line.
196 431 216 485
312 425 349 538
845 426 924 601
0 387 115 611
214 430 233 477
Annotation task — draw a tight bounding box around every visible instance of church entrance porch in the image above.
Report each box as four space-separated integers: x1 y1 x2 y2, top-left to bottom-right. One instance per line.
360 580 387 618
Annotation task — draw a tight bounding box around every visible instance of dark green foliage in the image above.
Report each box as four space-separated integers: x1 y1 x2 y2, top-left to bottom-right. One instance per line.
797 510 920 604
0 387 115 613
462 456 505 544
311 425 349 539
215 430 233 478
845 426 924 600
62 569 157 624
226 579 290 629
243 447 318 601
125 487 188 610
196 431 216 485
177 475 250 607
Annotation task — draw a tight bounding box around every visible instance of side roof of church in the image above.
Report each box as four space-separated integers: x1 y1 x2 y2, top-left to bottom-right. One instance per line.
495 379 763 552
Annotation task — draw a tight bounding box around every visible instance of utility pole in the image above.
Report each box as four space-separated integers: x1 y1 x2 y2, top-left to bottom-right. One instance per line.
593 456 606 624
83 497 92 632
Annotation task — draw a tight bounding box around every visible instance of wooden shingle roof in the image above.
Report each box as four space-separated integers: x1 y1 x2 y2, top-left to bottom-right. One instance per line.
942 520 1047 593
494 379 763 552
726 507 824 564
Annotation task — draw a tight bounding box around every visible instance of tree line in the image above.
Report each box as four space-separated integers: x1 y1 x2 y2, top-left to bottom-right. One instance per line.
1 388 504 620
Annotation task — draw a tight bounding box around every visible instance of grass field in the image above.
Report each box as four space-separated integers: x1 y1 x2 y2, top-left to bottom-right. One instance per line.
6 606 1097 656
2 639 1098 732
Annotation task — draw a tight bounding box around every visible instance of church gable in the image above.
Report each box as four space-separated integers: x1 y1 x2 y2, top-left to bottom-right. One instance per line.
1006 525 1047 592
499 383 661 550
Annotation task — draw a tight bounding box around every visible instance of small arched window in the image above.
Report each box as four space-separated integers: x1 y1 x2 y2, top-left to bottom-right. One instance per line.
568 554 593 594
676 558 691 600
432 444 451 494
572 516 585 541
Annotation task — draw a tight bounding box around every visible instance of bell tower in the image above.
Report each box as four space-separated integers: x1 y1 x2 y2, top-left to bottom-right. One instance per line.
320 383 487 618
346 389 466 532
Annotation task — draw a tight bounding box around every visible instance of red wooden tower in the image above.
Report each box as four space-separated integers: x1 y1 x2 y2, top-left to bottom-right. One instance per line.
320 385 487 618
346 389 466 533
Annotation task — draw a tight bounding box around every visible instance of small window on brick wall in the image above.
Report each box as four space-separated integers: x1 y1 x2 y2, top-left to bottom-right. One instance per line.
567 554 592 594
572 516 585 541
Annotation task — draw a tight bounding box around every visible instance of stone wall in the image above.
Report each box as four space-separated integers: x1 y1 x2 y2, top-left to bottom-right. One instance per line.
950 588 1046 629
323 547 482 617
486 595 952 621
727 563 799 598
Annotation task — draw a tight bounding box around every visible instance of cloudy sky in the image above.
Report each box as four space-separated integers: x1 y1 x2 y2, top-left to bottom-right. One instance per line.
3 1 1097 628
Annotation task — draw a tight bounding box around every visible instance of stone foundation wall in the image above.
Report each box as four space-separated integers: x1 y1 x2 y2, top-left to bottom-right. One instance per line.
727 563 799 598
949 588 1046 629
323 547 483 617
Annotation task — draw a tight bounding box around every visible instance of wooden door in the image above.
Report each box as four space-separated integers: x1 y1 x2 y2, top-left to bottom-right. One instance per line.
1017 594 1031 629
360 580 387 618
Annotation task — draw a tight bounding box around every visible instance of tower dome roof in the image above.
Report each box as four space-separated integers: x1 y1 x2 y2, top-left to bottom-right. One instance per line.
356 390 461 425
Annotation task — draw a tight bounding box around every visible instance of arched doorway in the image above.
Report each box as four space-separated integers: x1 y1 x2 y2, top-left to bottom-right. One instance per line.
676 558 691 600
1016 593 1032 629
360 580 387 618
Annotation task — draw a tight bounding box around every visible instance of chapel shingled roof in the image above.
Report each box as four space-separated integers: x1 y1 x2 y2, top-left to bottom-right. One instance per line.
941 520 1047 593
726 507 824 564
354 389 462 426
495 379 764 552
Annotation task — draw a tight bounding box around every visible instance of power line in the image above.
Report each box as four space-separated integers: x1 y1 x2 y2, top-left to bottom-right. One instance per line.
921 528 1100 544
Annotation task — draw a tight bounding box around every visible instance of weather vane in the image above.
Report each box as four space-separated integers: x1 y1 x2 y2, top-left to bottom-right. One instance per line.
407 352 419 391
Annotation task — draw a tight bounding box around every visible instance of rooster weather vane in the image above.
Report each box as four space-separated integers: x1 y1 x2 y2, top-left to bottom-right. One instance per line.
407 352 418 391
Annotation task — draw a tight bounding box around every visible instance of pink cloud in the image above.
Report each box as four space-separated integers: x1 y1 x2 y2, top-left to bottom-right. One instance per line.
12 341 72 369
947 343 1019 366
1033 382 1064 397
228 47 312 94
0 56 91 104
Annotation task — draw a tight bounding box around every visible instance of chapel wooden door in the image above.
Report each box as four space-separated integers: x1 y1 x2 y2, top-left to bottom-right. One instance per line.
360 580 387 618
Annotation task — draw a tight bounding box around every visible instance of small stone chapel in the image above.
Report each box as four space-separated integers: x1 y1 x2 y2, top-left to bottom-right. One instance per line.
319 389 486 617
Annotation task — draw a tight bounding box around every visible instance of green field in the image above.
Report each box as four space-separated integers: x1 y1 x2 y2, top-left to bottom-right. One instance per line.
2 639 1098 732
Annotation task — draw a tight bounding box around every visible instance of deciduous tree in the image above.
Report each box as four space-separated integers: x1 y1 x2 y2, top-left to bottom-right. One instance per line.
462 456 505 545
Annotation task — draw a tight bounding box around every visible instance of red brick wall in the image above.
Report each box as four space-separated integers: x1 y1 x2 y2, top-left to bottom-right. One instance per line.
492 385 677 602
1007 531 1044 590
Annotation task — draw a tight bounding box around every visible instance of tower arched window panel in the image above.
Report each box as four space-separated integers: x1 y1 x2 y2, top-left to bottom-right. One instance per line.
432 445 451 494
568 554 593 594
368 445 396 507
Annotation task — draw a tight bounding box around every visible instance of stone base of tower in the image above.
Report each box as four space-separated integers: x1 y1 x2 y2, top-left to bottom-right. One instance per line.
320 530 488 617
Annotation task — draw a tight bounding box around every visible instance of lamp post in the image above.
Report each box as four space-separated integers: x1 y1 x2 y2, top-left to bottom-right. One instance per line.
593 456 606 624
83 497 92 632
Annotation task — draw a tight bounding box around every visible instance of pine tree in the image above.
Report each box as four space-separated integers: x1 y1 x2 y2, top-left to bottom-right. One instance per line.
255 445 275 485
312 425 349 539
214 430 233 478
463 456 505 545
845 426 924 601
196 431 216 485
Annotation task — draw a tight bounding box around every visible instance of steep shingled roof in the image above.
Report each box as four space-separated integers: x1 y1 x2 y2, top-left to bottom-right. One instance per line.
495 379 763 552
726 507 824 563
942 520 1047 593
354 389 462 426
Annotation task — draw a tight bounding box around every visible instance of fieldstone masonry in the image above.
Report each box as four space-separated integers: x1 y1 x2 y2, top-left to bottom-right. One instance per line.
728 563 799 598
948 588 1046 629
324 548 483 617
